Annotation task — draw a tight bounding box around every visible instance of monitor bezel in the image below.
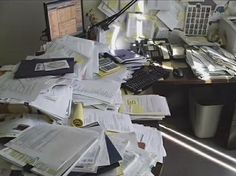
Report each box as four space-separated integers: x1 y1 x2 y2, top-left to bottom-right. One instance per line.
43 0 85 41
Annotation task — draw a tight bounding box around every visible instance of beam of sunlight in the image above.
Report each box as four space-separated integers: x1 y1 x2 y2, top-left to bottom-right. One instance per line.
162 132 236 173
136 17 143 39
111 24 120 50
160 124 236 163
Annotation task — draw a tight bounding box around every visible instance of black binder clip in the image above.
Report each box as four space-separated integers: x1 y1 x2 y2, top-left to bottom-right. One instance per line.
22 164 34 173
10 170 24 176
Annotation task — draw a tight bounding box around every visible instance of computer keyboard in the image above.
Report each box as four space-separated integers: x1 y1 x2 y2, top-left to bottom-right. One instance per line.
122 66 169 93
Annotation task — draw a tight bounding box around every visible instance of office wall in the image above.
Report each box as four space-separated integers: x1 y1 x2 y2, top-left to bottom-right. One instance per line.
0 0 103 65
0 0 232 65
0 1 46 65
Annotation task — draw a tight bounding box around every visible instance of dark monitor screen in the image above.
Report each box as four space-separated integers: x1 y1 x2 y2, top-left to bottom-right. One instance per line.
44 0 84 41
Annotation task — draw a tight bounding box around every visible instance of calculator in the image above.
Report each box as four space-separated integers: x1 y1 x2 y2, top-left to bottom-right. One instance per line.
99 57 120 73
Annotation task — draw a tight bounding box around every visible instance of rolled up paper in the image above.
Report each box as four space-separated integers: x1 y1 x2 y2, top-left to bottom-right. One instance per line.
72 103 84 127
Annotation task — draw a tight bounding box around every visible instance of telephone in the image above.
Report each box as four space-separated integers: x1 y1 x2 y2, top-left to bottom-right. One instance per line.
130 39 172 62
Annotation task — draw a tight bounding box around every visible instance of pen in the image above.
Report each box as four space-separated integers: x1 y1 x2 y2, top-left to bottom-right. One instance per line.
140 134 144 142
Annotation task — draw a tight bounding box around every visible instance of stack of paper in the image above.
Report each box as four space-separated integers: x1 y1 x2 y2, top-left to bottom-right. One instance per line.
186 46 236 80
0 36 110 123
72 79 123 111
0 62 76 124
0 122 167 176
122 143 159 176
0 114 52 138
43 36 109 79
133 124 166 163
97 66 133 83
0 124 102 176
71 127 122 175
30 85 73 123
106 124 166 176
110 49 148 70
82 108 134 133
119 94 171 120
0 71 50 102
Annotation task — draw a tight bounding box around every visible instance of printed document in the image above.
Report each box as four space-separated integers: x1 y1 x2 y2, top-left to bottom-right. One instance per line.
30 85 73 120
3 124 99 176
133 124 166 163
0 72 49 102
84 108 134 133
73 80 121 104
119 95 170 116
0 114 51 138
123 143 158 176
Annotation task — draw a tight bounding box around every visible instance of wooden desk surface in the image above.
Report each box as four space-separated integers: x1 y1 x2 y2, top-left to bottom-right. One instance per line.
159 60 236 86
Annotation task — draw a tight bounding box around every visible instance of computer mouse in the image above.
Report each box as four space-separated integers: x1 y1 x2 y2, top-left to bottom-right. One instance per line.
172 68 184 78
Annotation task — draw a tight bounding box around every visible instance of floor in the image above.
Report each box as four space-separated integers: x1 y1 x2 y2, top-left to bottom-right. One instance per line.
158 113 236 176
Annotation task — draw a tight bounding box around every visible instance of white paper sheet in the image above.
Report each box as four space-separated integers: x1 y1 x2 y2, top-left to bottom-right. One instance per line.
30 85 73 120
123 143 158 176
0 72 49 102
73 80 121 104
147 0 170 10
126 13 156 39
84 108 134 133
5 124 99 172
133 124 166 163
44 36 109 79
156 1 185 30
0 114 52 138
108 132 138 156
119 95 170 116
73 126 109 172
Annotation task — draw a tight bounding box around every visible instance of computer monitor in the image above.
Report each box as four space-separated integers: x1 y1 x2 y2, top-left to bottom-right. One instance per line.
43 0 84 41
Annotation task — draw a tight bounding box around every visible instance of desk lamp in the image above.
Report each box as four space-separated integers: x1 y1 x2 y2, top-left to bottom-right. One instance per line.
87 0 138 40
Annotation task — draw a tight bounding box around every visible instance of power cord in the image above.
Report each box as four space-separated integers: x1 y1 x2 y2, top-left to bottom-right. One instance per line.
40 28 49 42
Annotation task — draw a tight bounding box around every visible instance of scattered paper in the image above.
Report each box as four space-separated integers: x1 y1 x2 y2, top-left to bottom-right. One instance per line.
119 94 170 116
84 108 134 133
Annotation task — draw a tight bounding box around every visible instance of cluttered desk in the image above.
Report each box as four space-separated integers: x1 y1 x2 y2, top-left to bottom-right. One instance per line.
1 0 236 175
0 35 170 176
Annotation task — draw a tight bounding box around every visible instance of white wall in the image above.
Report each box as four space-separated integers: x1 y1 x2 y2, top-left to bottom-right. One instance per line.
0 0 232 65
0 1 46 65
0 0 103 65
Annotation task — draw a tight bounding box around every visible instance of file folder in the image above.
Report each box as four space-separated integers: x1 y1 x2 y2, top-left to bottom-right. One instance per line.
14 58 75 79
68 135 122 176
